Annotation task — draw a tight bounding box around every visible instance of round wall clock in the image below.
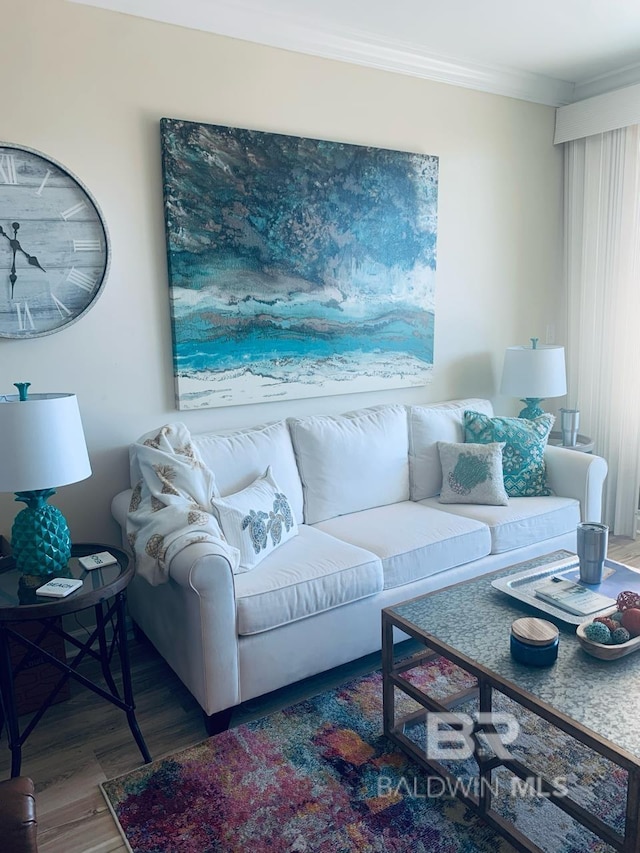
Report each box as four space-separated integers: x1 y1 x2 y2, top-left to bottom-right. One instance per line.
0 143 110 338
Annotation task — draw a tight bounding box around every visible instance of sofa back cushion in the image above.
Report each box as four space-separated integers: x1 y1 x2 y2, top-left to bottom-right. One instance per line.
194 420 304 524
288 405 409 524
409 398 494 500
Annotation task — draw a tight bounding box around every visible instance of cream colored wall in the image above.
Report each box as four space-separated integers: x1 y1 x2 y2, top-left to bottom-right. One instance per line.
0 0 563 546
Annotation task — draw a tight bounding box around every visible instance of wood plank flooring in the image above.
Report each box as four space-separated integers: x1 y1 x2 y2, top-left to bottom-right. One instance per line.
2 536 639 853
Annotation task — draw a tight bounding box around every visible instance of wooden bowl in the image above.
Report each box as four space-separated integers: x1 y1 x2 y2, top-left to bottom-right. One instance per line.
576 608 640 659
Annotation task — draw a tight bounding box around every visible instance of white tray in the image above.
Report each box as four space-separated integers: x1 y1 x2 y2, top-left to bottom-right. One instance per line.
491 555 640 626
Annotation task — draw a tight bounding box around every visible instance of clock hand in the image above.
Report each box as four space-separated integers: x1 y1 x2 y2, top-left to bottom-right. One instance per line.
9 240 17 299
0 222 46 299
4 223 47 271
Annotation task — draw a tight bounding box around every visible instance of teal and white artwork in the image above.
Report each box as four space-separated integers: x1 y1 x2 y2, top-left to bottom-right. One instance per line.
160 118 438 410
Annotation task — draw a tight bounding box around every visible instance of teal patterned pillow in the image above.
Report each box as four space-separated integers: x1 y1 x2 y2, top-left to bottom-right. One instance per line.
463 411 554 497
437 442 509 505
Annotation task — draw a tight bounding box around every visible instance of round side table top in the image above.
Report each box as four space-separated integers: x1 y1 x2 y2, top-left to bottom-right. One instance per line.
0 543 131 622
548 432 594 453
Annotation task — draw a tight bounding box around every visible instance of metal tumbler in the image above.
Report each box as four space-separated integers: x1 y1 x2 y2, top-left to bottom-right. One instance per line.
560 408 580 447
576 522 608 584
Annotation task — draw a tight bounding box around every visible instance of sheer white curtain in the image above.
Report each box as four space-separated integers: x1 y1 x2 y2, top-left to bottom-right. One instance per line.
564 125 640 535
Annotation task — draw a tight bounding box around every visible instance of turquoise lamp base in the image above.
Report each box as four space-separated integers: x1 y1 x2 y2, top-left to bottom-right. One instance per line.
518 398 545 419
11 489 72 576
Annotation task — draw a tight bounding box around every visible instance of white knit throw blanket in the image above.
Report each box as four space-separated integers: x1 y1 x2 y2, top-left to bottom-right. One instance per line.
126 422 239 585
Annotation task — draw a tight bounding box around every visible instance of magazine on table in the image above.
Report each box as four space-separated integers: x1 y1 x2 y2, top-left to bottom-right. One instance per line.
534 577 616 617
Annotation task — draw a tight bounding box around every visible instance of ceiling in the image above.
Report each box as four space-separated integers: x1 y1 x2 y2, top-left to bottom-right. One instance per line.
68 0 640 105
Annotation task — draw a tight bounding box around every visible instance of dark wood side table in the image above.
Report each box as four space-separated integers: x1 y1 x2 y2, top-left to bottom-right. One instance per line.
0 543 151 778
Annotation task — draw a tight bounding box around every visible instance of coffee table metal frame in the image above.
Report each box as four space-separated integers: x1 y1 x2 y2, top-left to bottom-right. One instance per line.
382 592 640 853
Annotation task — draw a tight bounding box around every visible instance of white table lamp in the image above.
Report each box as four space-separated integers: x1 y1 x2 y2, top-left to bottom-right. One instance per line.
500 338 567 419
0 383 91 576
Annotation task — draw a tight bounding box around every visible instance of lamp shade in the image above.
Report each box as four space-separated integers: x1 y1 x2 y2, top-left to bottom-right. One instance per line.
500 345 567 399
0 393 91 493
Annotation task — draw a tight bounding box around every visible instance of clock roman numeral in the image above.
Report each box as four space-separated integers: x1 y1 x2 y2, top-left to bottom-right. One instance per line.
15 302 35 331
73 239 101 252
0 154 18 185
66 267 98 291
51 293 72 318
35 169 52 196
60 201 88 220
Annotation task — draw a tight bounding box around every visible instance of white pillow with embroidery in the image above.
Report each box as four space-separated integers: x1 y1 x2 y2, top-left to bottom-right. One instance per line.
211 466 298 570
437 441 509 506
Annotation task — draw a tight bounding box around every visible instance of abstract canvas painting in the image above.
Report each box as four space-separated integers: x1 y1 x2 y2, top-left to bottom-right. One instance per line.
160 118 439 410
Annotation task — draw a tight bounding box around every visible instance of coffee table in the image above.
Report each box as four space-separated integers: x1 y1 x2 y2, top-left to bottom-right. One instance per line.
382 550 640 853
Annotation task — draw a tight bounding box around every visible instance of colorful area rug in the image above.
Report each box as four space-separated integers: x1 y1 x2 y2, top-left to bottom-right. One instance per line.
102 658 625 852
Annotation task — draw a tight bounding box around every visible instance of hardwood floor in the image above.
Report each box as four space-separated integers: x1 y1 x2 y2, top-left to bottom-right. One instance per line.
3 536 639 853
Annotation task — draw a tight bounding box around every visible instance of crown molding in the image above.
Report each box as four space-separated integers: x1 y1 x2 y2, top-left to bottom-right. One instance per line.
571 62 640 102
68 0 576 106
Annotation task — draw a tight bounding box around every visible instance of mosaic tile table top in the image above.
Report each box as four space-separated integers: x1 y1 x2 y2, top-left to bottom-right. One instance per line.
388 550 640 761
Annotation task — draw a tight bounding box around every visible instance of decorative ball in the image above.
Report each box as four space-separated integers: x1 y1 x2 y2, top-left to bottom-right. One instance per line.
611 627 631 644
610 611 624 623
616 591 640 612
584 622 612 644
594 616 618 632
621 608 640 637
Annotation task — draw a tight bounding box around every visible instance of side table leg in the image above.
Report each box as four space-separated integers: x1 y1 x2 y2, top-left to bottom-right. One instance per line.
95 601 121 698
0 625 22 777
115 592 151 764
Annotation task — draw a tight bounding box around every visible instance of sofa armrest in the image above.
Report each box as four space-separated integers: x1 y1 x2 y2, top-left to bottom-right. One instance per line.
544 445 608 522
0 777 38 853
114 488 241 716
164 543 240 715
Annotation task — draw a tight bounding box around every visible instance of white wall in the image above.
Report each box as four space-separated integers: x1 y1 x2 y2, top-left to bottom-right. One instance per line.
0 0 563 546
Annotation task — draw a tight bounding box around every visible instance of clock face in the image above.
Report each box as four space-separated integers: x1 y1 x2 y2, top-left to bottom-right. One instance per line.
0 143 110 338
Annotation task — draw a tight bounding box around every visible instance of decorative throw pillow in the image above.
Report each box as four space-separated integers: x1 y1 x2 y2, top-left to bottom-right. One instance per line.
211 467 298 570
463 411 555 498
437 441 509 505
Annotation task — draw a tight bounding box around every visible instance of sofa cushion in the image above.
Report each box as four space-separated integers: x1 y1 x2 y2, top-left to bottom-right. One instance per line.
438 441 509 506
419 495 580 554
288 405 409 524
234 526 383 635
409 398 494 500
314 501 491 590
193 420 304 524
463 411 554 497
211 467 298 570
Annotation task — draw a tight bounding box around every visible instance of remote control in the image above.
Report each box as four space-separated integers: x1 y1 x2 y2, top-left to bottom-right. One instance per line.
78 551 118 570
36 577 83 598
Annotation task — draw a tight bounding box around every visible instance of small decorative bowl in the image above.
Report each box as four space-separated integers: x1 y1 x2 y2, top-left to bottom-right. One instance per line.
577 607 640 660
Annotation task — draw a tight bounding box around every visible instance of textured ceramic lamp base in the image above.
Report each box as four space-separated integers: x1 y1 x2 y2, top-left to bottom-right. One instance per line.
518 397 545 419
11 489 72 576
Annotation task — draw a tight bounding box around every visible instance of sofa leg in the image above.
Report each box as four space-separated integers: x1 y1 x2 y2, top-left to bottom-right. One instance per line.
204 707 234 736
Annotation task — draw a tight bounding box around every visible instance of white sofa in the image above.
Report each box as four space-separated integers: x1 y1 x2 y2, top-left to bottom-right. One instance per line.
111 398 607 733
